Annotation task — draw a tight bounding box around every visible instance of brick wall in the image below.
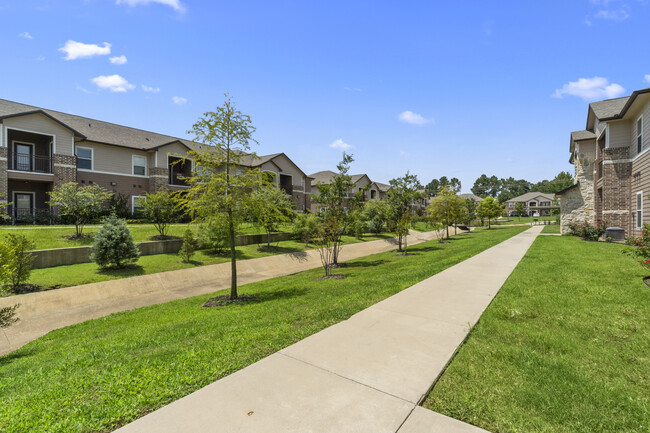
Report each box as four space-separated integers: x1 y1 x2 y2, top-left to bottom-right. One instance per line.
0 147 7 212
601 146 632 231
149 167 169 194
53 154 77 187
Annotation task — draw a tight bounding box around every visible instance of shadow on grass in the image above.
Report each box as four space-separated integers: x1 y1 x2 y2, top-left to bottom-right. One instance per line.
218 287 309 306
345 260 390 268
0 347 36 366
97 264 146 278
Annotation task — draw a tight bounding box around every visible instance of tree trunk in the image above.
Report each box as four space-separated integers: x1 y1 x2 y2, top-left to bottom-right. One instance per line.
228 209 237 299
267 230 271 247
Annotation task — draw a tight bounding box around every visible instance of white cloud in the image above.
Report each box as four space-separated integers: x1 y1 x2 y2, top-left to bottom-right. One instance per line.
594 8 630 21
91 74 135 92
552 77 625 101
329 139 351 151
172 96 187 105
109 55 128 65
344 87 362 92
18 32 33 40
60 40 111 60
116 0 185 12
645 74 650 84
398 110 433 126
142 84 160 93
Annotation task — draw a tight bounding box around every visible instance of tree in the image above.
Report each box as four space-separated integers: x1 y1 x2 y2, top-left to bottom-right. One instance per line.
141 190 179 239
387 172 423 251
471 174 501 198
497 177 531 203
427 186 464 239
108 193 131 219
178 228 198 263
181 95 259 300
91 215 140 268
363 198 391 234
250 183 295 247
48 183 112 238
514 202 527 220
477 196 504 229
291 213 320 246
533 171 573 194
463 198 478 225
312 153 363 269
0 234 35 291
425 176 461 196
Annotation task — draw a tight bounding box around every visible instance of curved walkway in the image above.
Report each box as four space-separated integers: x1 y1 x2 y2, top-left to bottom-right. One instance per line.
115 226 542 433
0 229 446 356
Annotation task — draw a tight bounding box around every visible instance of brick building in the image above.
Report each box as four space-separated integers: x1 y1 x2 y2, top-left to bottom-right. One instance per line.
0 98 311 222
559 87 650 236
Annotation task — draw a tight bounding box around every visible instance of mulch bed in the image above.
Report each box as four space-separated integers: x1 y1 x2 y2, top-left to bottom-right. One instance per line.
643 276 650 289
6 283 42 294
202 294 257 307
316 274 346 281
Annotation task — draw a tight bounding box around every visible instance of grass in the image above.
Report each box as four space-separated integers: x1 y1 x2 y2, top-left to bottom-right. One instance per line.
0 225 528 433
496 215 557 225
0 222 293 250
541 224 561 234
22 233 393 290
424 235 650 433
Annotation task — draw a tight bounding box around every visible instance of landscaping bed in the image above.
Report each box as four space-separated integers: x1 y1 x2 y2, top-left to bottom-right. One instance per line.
0 226 528 433
424 235 650 433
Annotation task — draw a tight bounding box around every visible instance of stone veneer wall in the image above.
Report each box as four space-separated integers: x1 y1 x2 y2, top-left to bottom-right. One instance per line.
149 167 169 194
601 146 631 232
0 147 7 211
559 145 595 234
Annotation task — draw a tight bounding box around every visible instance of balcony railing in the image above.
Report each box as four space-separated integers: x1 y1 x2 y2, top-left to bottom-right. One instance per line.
9 154 53 173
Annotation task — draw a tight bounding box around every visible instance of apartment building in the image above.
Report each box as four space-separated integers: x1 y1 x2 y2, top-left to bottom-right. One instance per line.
0 98 311 222
504 192 555 216
559 87 650 235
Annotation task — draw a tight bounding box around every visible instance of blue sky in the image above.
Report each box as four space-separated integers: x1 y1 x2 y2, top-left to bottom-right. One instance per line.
2 0 649 192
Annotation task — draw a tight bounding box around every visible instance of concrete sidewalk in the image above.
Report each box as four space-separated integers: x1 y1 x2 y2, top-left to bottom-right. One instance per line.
0 229 446 356
115 226 541 433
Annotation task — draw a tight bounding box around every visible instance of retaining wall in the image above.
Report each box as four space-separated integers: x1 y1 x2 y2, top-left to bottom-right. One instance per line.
29 232 294 269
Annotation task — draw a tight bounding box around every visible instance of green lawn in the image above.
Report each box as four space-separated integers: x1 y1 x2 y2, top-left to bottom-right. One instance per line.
22 234 393 290
0 226 528 433
424 236 650 433
495 215 558 225
541 224 561 234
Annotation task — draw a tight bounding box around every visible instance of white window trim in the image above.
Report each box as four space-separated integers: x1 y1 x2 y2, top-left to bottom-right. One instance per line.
13 191 36 218
132 195 146 214
76 146 94 171
636 191 643 230
605 124 610 148
637 114 644 155
132 154 147 176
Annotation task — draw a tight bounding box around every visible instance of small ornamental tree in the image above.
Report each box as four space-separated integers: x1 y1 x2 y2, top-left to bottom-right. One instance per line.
142 190 179 239
386 172 423 251
396 214 411 254
91 215 140 268
178 228 198 263
363 198 390 234
48 182 112 238
463 198 478 225
0 234 35 291
198 217 230 254
250 184 295 247
291 213 320 246
514 202 526 220
477 196 504 229
427 186 464 240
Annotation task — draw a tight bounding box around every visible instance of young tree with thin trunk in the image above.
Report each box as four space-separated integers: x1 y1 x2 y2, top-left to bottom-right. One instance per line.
426 186 463 240
141 190 179 239
514 201 526 220
48 183 112 238
249 182 295 247
477 196 504 229
386 172 423 251
182 95 259 300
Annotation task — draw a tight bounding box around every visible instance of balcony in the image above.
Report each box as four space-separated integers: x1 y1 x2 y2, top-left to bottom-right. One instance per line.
9 153 53 174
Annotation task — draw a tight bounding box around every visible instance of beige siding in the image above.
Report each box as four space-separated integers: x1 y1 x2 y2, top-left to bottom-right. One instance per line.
266 155 308 191
3 113 74 155
608 120 631 150
156 142 193 168
631 143 650 234
77 141 150 176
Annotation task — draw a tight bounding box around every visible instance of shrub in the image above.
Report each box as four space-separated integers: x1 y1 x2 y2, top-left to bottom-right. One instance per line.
291 213 320 246
198 217 229 254
48 182 112 238
179 228 198 263
568 220 606 241
141 190 179 239
346 210 367 239
623 224 650 270
108 193 131 219
91 215 140 268
0 234 35 291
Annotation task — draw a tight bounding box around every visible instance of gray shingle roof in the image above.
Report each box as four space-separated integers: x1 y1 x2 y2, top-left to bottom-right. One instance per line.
0 98 202 151
309 171 372 186
459 193 483 202
571 130 597 142
589 97 630 120
507 192 555 202
375 182 392 192
237 153 282 168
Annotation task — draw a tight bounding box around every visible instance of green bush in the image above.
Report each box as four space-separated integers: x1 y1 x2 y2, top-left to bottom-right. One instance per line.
0 234 35 291
178 228 198 263
91 214 140 268
198 217 229 254
291 213 320 246
567 220 606 241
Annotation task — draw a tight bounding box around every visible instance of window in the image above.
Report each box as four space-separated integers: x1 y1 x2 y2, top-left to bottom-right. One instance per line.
508 203 514 208
133 155 146 176
637 116 644 154
529 201 536 207
76 146 93 170
132 196 146 215
637 192 643 230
